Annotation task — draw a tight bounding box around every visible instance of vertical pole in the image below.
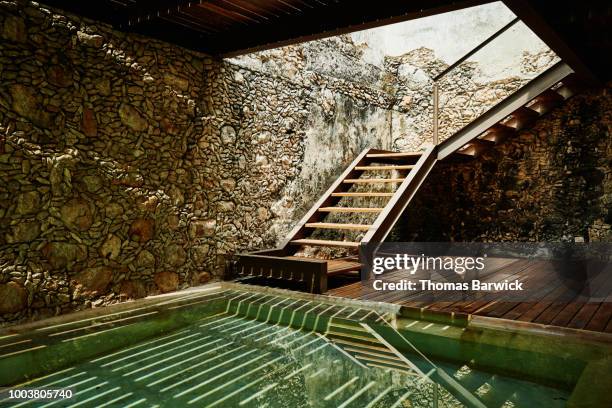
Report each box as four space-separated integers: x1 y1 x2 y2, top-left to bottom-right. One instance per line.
433 382 439 408
433 82 439 145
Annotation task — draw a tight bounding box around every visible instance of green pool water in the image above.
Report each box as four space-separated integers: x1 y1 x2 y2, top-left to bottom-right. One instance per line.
0 286 580 407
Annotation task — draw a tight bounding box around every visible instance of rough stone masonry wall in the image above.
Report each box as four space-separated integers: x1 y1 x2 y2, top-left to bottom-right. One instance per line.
0 1 398 325
0 1 601 326
233 37 559 153
395 82 612 242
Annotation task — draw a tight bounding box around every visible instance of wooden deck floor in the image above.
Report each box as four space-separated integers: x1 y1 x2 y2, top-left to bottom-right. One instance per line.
327 258 612 334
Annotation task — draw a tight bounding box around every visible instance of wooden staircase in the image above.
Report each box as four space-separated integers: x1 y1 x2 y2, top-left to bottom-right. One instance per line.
284 147 434 251
230 61 583 293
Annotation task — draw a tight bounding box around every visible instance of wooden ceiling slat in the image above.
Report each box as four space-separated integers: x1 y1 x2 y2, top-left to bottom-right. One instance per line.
196 2 259 25
177 9 226 29
241 0 295 17
160 15 215 34
182 6 236 30
244 0 298 15
276 0 304 13
219 0 274 20
167 12 221 33
108 0 133 7
289 0 316 10
122 0 196 27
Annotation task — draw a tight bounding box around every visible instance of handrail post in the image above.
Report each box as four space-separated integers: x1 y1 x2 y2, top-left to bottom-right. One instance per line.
433 82 439 145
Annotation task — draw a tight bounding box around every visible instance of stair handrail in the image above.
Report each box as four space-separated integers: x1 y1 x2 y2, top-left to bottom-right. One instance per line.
432 17 520 145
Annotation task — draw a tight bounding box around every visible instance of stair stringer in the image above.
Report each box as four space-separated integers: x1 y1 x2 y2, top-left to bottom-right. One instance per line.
437 61 574 160
360 144 438 247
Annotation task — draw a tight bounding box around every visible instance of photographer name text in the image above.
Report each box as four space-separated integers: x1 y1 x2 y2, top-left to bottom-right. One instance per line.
373 279 524 291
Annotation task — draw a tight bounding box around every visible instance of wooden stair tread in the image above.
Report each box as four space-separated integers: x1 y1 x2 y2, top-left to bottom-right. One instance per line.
305 222 371 231
290 239 360 248
488 123 515 133
558 74 582 90
343 178 405 183
355 165 415 171
526 89 565 114
480 124 515 143
471 138 495 146
555 85 575 100
457 144 479 154
319 207 383 213
533 89 565 104
366 152 422 158
331 192 393 197
501 105 541 131
480 133 505 144
514 106 540 117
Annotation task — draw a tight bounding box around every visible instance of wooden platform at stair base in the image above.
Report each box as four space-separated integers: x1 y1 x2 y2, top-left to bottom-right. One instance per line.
230 252 362 293
327 258 361 275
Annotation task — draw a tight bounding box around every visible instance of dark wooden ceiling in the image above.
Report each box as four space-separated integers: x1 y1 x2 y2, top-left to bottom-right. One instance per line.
40 0 486 56
40 0 611 81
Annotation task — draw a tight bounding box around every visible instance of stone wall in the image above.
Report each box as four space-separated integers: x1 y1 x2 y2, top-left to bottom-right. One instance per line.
233 35 559 152
0 1 217 323
394 83 612 242
0 0 603 326
0 1 398 324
